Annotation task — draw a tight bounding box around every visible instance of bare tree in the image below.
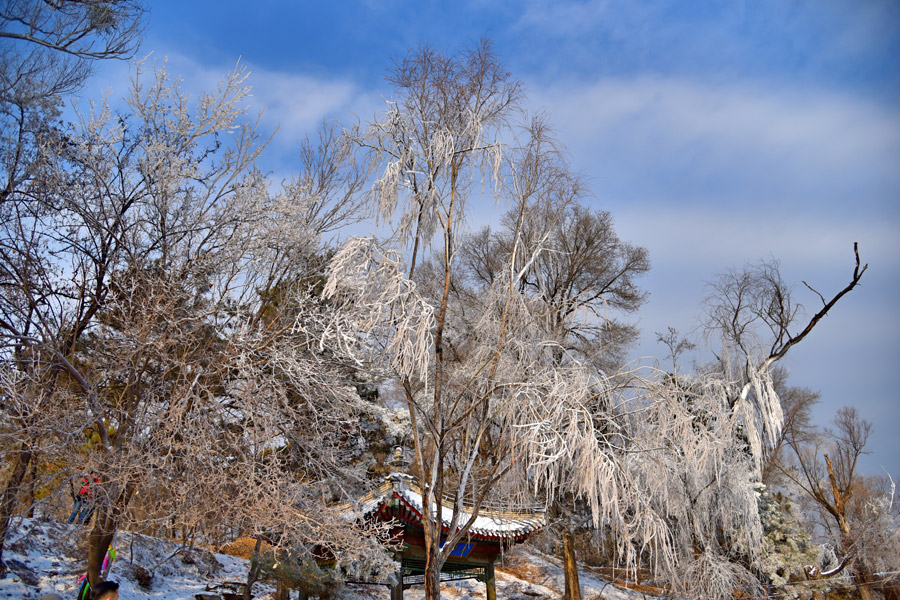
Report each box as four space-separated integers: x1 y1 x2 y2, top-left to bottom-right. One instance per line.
0 355 83 574
330 40 521 599
655 326 696 373
760 367 820 486
619 247 870 599
0 0 145 203
452 118 649 600
784 407 899 600
327 41 671 600
461 188 650 371
0 58 386 593
0 3 146 576
702 246 866 469
0 0 144 61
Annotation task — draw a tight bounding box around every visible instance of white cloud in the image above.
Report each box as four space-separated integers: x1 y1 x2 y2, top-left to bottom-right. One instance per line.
84 51 382 151
528 76 900 333
531 76 900 189
612 204 899 273
246 69 359 146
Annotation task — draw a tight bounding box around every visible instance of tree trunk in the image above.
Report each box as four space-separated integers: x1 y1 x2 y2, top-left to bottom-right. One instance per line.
87 505 117 588
881 579 900 600
549 499 583 600
825 454 874 600
87 476 135 588
25 453 38 518
244 537 263 600
562 528 583 600
853 562 876 600
0 442 32 577
424 549 442 600
843 551 875 598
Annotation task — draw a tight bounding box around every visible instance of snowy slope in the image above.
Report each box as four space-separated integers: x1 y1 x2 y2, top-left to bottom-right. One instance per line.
0 517 654 599
0 518 271 600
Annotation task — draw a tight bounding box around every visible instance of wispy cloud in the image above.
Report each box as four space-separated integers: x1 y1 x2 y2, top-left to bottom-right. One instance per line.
613 204 898 273
246 69 358 145
85 52 381 151
515 0 624 36
531 76 900 210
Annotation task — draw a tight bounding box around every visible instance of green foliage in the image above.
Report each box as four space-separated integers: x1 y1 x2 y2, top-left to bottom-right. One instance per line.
757 490 817 587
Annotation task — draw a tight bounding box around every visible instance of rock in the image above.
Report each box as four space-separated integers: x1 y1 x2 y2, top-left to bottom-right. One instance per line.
182 546 223 577
6 558 40 586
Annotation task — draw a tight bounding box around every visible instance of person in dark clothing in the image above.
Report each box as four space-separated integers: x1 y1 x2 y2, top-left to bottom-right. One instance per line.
91 580 119 600
68 472 99 524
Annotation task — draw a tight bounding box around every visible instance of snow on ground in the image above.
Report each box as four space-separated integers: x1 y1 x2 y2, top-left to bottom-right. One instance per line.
494 550 655 600
0 517 654 599
0 517 273 600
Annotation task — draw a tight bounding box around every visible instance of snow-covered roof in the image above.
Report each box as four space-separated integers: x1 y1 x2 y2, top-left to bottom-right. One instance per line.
358 475 545 542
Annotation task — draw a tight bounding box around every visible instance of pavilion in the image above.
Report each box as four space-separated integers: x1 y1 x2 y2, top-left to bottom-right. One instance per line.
357 472 545 600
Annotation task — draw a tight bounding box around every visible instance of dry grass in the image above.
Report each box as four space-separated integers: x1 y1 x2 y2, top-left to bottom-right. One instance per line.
216 537 273 559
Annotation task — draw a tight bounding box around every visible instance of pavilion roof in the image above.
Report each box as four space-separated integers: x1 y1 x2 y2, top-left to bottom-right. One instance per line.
358 475 545 542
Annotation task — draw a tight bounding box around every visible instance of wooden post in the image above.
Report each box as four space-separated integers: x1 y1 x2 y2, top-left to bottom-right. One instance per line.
391 570 404 600
485 563 497 600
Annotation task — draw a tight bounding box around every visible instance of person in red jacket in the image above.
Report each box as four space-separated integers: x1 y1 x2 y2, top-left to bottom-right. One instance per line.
68 471 98 524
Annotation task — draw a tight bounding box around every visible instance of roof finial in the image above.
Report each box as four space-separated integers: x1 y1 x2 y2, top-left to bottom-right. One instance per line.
391 446 410 470
389 446 411 491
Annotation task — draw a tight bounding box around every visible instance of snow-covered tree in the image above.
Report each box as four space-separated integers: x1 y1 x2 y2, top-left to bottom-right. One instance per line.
0 60 389 591
325 38 870 600
757 490 818 597
453 117 650 600
0 1 146 575
634 248 868 599
325 40 666 600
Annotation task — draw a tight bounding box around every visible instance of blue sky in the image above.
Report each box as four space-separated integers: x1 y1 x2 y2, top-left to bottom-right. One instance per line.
85 0 899 475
